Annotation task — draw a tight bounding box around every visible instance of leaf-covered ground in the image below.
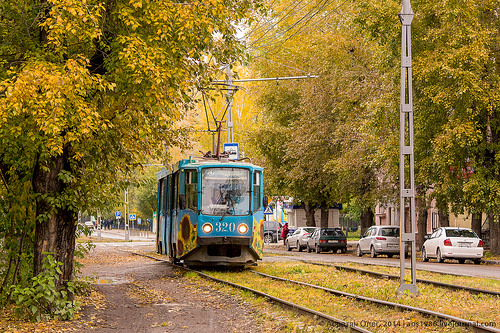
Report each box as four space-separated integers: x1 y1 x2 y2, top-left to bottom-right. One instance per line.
0 244 288 332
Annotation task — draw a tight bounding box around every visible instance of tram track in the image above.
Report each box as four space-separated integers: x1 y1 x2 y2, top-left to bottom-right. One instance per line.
297 260 500 297
250 270 499 333
131 251 499 333
266 253 500 296
131 252 371 332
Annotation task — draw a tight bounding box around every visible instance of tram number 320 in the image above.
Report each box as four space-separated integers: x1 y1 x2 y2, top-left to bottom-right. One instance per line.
215 222 236 232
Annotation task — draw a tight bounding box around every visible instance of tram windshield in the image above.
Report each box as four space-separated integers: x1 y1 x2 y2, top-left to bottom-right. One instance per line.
201 168 250 216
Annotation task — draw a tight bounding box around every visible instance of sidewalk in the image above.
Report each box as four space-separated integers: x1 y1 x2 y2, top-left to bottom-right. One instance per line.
93 228 155 242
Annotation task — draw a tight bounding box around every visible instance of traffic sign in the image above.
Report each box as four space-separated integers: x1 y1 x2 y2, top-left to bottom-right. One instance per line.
116 211 121 219
130 213 136 221
137 218 142 225
264 206 273 215
224 142 239 160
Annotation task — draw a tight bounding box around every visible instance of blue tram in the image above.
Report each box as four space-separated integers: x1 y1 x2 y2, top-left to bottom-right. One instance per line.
156 157 266 267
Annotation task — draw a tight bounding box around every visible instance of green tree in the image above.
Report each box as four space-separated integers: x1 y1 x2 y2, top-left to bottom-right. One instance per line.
248 0 398 229
0 0 263 315
355 0 500 252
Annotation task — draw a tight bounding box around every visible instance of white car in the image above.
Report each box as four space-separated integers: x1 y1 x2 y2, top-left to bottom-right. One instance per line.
84 221 95 231
421 227 483 264
286 227 317 252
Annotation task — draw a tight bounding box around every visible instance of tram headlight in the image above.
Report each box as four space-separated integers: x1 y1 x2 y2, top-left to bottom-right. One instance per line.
202 223 213 233
238 224 248 234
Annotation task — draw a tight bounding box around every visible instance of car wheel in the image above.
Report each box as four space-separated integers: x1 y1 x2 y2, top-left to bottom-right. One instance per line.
370 246 377 258
356 245 363 257
458 258 465 264
286 240 292 251
421 247 429 262
297 241 302 252
264 234 273 243
341 247 347 254
387 254 393 258
473 259 481 265
315 244 321 254
307 244 312 253
436 248 444 263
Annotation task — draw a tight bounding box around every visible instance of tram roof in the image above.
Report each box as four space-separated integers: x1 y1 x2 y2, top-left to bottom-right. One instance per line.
156 158 262 180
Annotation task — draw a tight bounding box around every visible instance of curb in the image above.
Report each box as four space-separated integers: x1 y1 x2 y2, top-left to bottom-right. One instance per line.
264 243 500 265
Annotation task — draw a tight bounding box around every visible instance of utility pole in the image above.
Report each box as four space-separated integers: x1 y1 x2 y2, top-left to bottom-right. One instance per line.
226 64 234 144
124 188 130 241
97 210 101 241
398 0 418 295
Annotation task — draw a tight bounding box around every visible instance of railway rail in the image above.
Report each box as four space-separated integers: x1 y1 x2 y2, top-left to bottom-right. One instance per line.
251 270 499 333
131 252 371 332
132 251 499 332
296 260 500 297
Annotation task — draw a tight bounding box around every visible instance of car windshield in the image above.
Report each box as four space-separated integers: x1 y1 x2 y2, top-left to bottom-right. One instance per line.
304 228 316 233
201 168 250 216
380 228 399 237
321 229 344 236
445 229 478 238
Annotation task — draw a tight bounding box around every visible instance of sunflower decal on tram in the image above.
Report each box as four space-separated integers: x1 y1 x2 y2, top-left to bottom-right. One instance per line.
177 214 198 257
251 218 264 259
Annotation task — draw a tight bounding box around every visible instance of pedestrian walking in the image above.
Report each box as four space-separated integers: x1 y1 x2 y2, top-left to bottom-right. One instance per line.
281 222 289 245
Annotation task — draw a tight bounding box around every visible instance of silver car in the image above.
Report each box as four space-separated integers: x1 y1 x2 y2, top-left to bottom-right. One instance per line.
286 227 317 251
356 226 401 258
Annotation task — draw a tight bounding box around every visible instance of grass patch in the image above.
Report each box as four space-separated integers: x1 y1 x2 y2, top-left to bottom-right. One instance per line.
338 262 500 292
203 268 443 332
178 261 499 332
483 251 500 261
76 235 129 243
252 262 499 327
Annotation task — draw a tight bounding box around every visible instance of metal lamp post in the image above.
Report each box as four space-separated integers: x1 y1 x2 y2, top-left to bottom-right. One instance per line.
398 0 418 295
125 188 130 241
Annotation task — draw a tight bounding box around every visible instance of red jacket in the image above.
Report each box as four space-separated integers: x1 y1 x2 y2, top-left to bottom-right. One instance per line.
281 224 289 238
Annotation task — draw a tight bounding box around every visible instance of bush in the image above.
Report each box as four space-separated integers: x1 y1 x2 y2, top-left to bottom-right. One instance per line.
10 253 80 321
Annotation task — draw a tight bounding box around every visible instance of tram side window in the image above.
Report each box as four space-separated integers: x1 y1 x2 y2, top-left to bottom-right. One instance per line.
185 170 198 211
173 173 179 210
253 171 261 211
160 179 167 213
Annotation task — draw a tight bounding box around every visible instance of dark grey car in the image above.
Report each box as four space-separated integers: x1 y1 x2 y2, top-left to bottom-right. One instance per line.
306 228 347 253
263 221 281 243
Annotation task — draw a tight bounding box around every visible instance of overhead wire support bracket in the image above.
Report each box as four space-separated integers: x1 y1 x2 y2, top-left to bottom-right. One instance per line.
211 74 318 84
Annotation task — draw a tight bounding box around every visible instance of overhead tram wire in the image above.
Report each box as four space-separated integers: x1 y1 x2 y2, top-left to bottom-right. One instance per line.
248 0 341 48
244 0 302 40
249 0 352 59
249 0 346 52
248 0 333 49
245 0 311 45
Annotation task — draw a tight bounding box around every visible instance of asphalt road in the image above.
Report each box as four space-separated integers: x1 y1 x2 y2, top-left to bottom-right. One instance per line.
89 230 500 280
263 244 500 279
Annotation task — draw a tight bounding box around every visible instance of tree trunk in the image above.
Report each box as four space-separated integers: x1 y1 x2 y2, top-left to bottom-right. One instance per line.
320 202 329 228
360 206 374 235
437 200 449 227
490 215 500 254
304 202 316 227
33 148 77 298
415 186 428 249
471 212 482 239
